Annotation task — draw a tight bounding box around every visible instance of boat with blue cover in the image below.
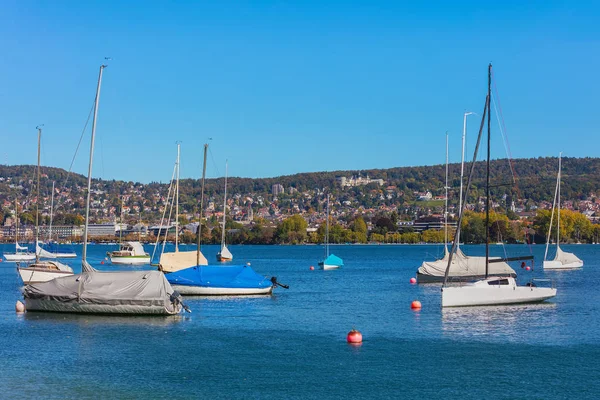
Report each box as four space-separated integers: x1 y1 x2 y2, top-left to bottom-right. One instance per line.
318 193 343 270
166 264 276 295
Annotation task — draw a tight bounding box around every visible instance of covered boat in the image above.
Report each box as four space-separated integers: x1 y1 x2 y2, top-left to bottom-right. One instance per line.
544 245 583 270
23 270 184 315
417 247 516 283
4 242 36 262
166 265 275 295
318 254 344 270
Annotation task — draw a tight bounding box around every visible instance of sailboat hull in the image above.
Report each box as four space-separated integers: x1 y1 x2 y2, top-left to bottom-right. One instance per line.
4 254 36 262
417 271 515 284
171 284 273 296
543 260 583 270
109 256 151 265
442 278 557 307
318 263 341 270
216 253 233 262
18 267 74 284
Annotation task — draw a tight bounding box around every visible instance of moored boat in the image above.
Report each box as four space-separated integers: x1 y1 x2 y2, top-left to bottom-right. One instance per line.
108 241 151 265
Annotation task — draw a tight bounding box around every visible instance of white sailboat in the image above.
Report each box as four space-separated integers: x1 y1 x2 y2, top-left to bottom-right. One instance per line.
318 193 343 270
155 143 208 273
23 63 185 315
17 127 74 284
3 198 36 262
36 181 77 259
216 161 233 262
442 64 556 307
543 154 583 270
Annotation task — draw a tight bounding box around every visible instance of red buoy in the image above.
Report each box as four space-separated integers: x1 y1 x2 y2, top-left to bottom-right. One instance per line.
525 266 531 271
410 277 417 284
347 329 363 344
310 266 315 271
100 261 104 265
411 300 422 310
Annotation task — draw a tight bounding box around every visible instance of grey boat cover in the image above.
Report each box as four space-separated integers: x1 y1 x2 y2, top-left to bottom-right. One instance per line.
418 247 516 279
23 270 181 315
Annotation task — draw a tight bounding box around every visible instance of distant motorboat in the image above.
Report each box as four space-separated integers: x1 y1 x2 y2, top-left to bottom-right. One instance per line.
108 241 151 265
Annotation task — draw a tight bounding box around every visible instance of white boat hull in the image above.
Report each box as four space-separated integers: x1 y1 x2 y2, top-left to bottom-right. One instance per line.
4 254 36 262
18 267 74 284
171 284 273 296
442 277 557 307
543 260 583 270
110 256 151 265
319 263 341 270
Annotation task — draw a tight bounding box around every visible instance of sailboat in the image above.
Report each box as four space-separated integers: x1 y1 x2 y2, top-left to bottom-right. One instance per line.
22 63 185 315
107 196 150 265
216 161 233 262
17 127 74 284
155 143 208 273
3 198 36 262
318 193 343 270
36 181 77 259
441 64 556 307
417 130 515 283
543 153 583 270
165 143 284 295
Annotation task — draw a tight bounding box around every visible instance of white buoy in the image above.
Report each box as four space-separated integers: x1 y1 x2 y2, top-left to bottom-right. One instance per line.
15 300 25 313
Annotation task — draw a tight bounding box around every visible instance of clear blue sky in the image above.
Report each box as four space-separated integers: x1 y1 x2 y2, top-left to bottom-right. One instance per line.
1 1 598 183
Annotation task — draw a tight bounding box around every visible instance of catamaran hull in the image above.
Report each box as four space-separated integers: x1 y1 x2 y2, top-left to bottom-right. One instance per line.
442 286 557 307
543 260 583 270
110 256 151 265
171 284 273 296
4 254 36 262
17 267 74 284
417 272 516 284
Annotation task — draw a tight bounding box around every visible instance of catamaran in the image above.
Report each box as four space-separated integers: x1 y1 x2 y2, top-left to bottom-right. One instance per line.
216 161 233 262
17 127 74 284
543 153 583 270
441 64 556 307
3 199 36 262
318 193 343 270
23 63 185 315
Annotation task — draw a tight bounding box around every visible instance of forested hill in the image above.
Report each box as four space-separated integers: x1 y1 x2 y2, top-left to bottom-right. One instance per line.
1 157 599 216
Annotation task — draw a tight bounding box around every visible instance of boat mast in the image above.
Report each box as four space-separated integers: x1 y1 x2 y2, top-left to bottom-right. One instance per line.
15 197 19 250
35 126 41 263
119 196 124 244
485 63 492 278
557 152 562 247
544 155 560 262
196 143 208 265
221 160 228 251
457 112 474 248
175 142 180 252
48 181 55 242
326 193 330 257
444 132 449 250
82 64 106 269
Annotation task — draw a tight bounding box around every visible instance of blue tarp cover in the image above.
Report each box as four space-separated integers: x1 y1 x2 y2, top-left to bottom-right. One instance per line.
320 254 344 267
166 265 272 289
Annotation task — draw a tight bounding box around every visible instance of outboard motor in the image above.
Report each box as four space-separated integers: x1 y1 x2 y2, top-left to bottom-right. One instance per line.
170 290 191 313
270 276 289 289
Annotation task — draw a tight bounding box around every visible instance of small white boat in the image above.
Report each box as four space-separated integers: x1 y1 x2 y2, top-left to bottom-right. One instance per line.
36 241 77 259
216 161 233 262
543 153 583 270
108 241 151 265
17 260 74 284
442 277 557 307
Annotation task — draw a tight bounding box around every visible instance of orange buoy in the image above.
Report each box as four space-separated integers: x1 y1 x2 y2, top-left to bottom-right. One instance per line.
347 329 363 344
100 261 104 265
411 300 422 310
525 266 531 271
309 266 315 271
15 300 25 313
410 277 417 284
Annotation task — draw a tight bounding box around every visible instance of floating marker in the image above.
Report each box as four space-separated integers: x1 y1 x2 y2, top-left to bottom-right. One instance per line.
100 261 104 264
411 300 422 310
310 266 315 271
526 266 531 271
347 329 363 344
410 277 417 284
15 300 25 313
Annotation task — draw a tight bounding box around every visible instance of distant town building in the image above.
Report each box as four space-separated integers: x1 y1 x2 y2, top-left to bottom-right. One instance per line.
412 216 457 232
417 191 433 201
337 175 384 187
272 184 285 195
87 223 117 237
39 225 84 239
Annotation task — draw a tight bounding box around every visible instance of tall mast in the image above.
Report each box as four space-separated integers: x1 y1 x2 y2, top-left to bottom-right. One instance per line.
15 197 19 250
444 132 449 250
485 63 492 278
175 142 180 252
557 152 562 246
82 64 106 268
119 196 124 244
196 143 208 265
221 160 228 250
48 181 55 242
457 111 474 248
35 126 41 263
326 193 330 257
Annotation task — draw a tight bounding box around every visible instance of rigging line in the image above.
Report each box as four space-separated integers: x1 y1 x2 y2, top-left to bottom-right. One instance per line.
491 94 515 184
207 147 221 177
491 70 519 188
151 162 177 262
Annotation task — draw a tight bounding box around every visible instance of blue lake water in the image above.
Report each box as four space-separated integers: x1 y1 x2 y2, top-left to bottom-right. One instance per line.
1 243 599 399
